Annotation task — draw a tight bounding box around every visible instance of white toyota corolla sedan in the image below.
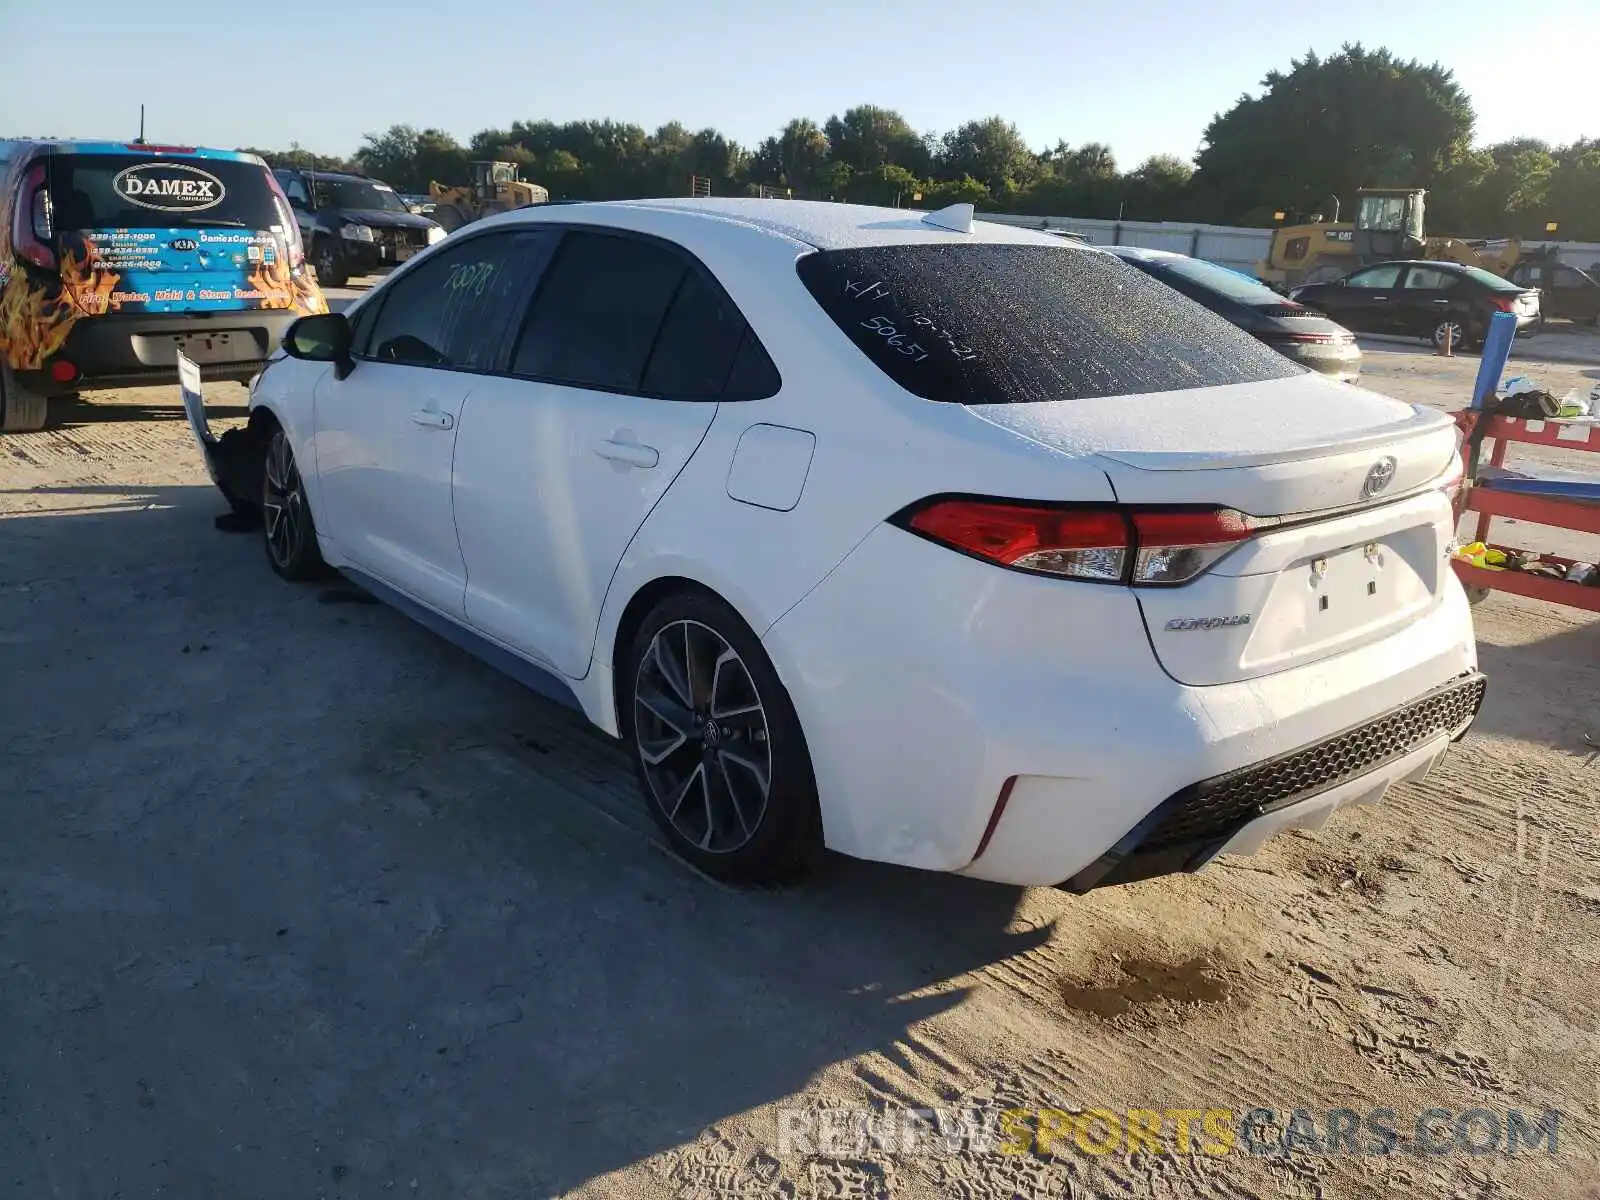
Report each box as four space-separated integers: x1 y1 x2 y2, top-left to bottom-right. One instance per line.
213 197 1484 890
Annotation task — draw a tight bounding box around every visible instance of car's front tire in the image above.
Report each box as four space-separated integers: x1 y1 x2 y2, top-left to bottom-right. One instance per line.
0 363 49 433
262 427 324 581
621 590 822 884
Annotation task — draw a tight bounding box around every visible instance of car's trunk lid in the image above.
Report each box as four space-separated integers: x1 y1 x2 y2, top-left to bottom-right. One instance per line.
966 374 1462 687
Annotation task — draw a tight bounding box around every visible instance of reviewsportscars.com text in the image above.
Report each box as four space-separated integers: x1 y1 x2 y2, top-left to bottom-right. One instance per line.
776 1106 1561 1159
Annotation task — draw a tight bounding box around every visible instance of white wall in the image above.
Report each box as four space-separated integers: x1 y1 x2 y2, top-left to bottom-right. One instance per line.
979 213 1600 278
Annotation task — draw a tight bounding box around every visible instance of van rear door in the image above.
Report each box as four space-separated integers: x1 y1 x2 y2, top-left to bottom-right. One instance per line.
44 150 306 324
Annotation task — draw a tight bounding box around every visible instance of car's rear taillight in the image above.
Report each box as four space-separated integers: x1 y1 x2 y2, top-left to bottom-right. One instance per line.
262 169 305 269
11 164 56 270
906 500 1129 581
1127 509 1261 584
1259 330 1353 346
1489 296 1517 313
897 498 1261 586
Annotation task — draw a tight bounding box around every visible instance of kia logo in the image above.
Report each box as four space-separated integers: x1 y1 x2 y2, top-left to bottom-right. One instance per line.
113 162 227 213
1362 456 1398 498
170 238 198 252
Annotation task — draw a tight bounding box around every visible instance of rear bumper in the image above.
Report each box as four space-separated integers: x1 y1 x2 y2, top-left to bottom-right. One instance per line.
19 310 299 395
763 524 1481 888
1060 672 1485 891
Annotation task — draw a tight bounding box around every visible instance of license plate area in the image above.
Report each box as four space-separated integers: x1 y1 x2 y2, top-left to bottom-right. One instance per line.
170 331 248 364
1242 534 1438 672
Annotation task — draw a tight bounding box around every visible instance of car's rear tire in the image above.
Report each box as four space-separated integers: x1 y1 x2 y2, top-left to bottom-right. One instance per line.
262 427 325 581
312 237 349 289
621 590 822 885
1432 319 1474 353
0 363 49 433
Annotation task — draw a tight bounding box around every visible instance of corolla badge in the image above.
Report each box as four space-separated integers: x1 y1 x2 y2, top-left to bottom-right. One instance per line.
1165 615 1252 632
1362 456 1398 499
113 162 226 213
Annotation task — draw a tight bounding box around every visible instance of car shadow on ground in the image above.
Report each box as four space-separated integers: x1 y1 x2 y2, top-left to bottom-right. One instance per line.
42 391 249 428
1471 612 1600 757
0 484 1050 1197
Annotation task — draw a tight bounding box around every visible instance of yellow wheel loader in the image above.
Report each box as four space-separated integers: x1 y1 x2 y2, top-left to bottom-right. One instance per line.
1259 188 1528 291
428 161 549 232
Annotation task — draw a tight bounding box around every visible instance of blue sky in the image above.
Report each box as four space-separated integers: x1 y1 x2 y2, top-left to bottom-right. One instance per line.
2 0 1593 166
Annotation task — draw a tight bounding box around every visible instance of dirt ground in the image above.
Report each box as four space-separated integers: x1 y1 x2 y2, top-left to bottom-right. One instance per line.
1 330 1597 1200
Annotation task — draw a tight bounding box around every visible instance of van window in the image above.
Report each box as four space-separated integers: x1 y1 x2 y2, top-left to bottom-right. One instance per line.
796 244 1299 405
46 153 283 231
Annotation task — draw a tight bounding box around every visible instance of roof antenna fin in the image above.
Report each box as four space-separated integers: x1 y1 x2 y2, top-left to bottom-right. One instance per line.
921 202 974 234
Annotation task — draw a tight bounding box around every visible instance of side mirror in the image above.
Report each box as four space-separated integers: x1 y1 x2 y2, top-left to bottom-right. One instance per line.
282 312 352 369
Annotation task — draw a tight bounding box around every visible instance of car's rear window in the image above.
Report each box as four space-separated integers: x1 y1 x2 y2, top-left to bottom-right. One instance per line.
46 153 283 231
1451 264 1525 294
795 244 1301 404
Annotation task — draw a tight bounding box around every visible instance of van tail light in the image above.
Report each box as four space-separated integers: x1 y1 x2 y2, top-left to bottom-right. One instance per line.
12 164 56 270
896 498 1262 587
263 170 305 269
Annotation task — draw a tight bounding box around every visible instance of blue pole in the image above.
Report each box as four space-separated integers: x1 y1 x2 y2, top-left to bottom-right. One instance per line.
1471 310 1519 409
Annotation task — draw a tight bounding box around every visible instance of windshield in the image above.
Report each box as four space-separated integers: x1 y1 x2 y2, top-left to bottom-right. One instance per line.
46 153 282 230
1142 255 1286 308
795 244 1301 405
313 177 409 212
1357 194 1408 233
1451 264 1525 294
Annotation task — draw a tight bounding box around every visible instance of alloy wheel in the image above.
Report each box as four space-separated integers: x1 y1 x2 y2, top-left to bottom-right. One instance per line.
1433 320 1466 349
262 432 305 569
633 619 772 853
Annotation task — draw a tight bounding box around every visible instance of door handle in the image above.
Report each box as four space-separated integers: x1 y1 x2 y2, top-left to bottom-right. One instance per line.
595 439 659 468
1431 299 1452 306
1371 295 1389 301
411 409 454 431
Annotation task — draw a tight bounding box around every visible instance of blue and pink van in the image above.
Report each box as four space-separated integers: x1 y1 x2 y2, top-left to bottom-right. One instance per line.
0 139 328 432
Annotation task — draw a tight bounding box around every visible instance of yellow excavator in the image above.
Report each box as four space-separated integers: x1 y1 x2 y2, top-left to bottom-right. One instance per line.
428 161 550 232
1258 188 1529 292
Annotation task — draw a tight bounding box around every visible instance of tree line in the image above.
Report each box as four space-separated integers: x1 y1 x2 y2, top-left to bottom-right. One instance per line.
243 45 1600 243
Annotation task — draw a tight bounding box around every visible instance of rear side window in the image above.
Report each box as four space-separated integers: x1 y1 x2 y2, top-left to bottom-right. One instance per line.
639 269 747 399
46 153 283 230
795 244 1300 405
513 232 685 391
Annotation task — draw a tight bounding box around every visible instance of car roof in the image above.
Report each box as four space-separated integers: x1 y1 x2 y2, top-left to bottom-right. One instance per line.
492 197 1080 252
1 138 263 164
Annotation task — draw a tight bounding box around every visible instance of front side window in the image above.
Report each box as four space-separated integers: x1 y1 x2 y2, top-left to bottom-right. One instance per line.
1345 265 1404 290
795 243 1299 405
1553 266 1589 290
364 230 556 370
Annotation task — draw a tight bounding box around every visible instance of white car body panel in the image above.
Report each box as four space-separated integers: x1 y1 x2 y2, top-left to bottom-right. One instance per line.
451 374 718 676
311 359 470 618
237 197 1481 888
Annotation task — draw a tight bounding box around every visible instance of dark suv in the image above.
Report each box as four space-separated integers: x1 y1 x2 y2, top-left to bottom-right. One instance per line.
272 168 443 287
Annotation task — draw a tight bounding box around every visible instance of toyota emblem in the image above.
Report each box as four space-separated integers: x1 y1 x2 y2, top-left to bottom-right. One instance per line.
1362 456 1398 499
